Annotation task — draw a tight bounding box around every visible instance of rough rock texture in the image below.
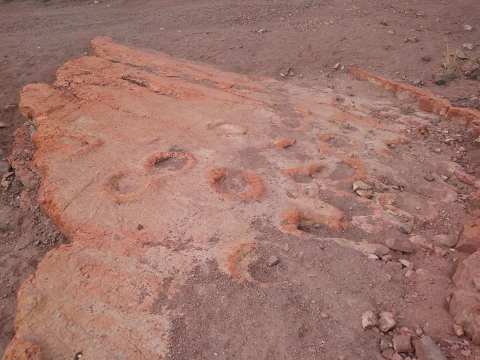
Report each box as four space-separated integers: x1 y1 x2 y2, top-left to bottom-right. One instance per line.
414 336 447 360
450 251 480 344
4 38 480 358
2 339 41 360
350 65 480 347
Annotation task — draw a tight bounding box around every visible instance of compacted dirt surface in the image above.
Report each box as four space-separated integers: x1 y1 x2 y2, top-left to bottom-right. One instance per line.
0 1 480 360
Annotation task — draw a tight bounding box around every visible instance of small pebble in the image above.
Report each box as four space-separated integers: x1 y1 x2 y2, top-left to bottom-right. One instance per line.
361 310 378 329
379 311 396 333
453 323 465 337
267 255 280 267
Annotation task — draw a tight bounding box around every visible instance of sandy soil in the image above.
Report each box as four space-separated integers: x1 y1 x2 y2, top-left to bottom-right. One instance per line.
0 0 479 358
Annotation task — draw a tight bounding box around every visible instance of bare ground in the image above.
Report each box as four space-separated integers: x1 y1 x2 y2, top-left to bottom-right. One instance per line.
0 0 479 358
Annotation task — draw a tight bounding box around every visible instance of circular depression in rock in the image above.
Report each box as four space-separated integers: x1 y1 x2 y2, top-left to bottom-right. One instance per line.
145 151 196 173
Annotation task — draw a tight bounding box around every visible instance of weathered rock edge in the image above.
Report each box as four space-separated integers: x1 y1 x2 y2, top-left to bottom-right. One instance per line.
349 65 480 344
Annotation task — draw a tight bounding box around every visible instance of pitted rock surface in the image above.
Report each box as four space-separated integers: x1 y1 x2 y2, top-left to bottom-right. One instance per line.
4 37 479 359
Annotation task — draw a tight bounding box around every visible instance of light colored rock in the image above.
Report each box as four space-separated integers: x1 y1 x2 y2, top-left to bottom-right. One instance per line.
330 238 390 257
361 310 378 329
399 259 413 269
352 181 371 191
382 349 395 359
450 289 480 344
353 180 374 199
453 323 465 337
404 36 419 43
267 255 280 267
391 353 402 360
379 311 396 333
460 348 471 357
450 251 480 344
6 36 469 359
2 338 42 360
398 220 414 235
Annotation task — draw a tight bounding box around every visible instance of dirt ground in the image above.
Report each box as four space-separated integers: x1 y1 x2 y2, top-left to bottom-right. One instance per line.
0 0 479 358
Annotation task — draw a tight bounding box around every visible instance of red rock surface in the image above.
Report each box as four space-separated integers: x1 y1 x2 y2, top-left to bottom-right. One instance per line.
5 37 480 358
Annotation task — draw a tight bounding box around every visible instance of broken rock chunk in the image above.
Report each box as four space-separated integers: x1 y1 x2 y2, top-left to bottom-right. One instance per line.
409 235 433 250
267 255 280 267
378 311 396 333
353 180 374 199
361 310 378 329
450 251 480 344
355 242 391 257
